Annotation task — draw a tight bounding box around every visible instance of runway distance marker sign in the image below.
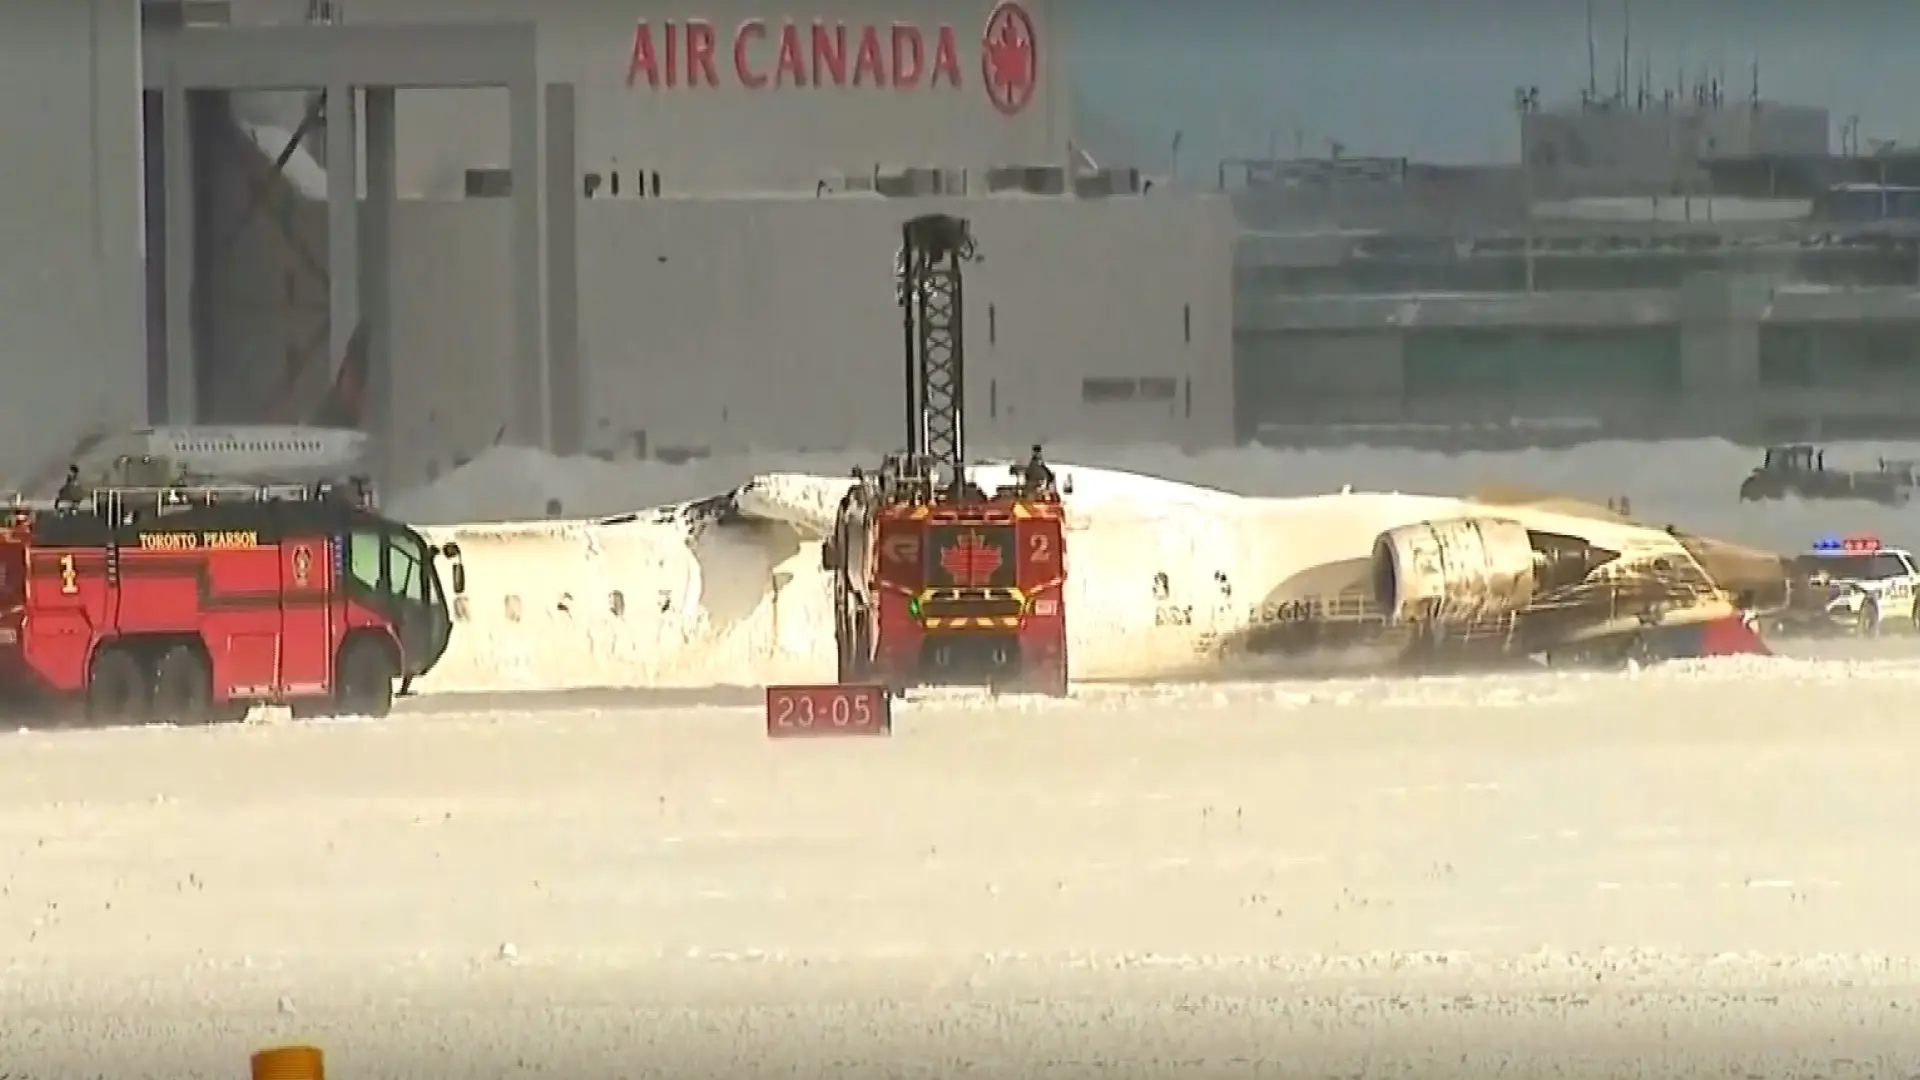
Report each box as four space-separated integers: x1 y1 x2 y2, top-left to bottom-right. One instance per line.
765 684 891 738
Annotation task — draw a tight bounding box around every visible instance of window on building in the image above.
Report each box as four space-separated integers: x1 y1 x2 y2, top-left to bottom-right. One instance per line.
1081 377 1138 403
1082 377 1180 404
1137 377 1178 401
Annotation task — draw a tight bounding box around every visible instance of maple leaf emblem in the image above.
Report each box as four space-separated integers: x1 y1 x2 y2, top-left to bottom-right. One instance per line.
940 531 1005 588
981 2 1038 117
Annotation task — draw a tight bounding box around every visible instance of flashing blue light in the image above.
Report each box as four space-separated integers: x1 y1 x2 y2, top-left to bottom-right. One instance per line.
1812 534 1883 553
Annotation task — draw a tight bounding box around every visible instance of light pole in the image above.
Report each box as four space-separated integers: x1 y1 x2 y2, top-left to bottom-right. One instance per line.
1514 86 1538 293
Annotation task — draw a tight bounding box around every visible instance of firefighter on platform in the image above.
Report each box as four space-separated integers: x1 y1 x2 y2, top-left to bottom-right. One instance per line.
54 464 84 511
1022 445 1056 497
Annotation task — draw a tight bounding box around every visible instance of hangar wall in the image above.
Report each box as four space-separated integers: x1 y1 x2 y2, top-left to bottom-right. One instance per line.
388 195 1234 485
0 0 146 483
333 0 1072 195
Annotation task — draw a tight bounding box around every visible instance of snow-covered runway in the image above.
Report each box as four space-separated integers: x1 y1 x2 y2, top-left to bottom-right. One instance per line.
7 663 1920 1077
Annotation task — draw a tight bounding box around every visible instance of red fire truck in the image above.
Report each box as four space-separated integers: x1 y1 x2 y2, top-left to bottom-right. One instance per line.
0 480 462 726
817 213 1069 697
829 481 1066 695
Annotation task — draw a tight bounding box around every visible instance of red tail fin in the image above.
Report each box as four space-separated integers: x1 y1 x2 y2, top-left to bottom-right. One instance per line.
1696 614 1772 657
311 321 368 429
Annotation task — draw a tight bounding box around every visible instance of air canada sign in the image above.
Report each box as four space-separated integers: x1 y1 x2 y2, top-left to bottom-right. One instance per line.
626 1 1039 116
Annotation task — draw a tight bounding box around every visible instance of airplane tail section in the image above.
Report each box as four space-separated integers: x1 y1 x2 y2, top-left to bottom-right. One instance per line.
310 320 368 430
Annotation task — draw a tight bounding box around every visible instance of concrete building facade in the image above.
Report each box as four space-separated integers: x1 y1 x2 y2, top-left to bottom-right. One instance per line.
0 0 1235 490
0 0 149 484
390 194 1231 481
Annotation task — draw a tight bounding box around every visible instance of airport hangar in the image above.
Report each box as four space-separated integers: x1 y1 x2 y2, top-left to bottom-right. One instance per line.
2 0 1238 491
1231 94 1920 450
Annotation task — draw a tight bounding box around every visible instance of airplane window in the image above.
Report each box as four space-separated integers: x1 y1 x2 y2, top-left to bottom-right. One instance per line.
609 590 626 617
504 595 523 622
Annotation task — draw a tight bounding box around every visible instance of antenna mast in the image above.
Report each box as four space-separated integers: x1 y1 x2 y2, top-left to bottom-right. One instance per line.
1585 0 1598 101
1619 0 1631 103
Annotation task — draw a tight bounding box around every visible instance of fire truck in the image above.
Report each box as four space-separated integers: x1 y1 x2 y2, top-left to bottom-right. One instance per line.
819 214 1069 696
0 479 462 726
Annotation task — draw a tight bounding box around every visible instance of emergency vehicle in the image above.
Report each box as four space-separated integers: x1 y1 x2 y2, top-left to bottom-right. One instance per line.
818 213 1069 697
1777 534 1920 637
0 479 461 725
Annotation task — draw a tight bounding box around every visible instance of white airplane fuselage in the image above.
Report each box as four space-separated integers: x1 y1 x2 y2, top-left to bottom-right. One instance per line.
1049 490 1740 680
80 426 370 484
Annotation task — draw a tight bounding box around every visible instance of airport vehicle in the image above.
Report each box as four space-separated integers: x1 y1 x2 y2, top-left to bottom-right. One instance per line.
816 214 1068 696
0 478 461 725
1773 534 1920 637
1739 444 1911 505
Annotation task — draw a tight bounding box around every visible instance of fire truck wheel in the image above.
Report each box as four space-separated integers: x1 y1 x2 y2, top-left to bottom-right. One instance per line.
152 646 214 726
86 646 150 724
336 636 396 718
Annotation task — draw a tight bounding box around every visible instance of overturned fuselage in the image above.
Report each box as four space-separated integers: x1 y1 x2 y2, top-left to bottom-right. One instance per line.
410 468 1781 696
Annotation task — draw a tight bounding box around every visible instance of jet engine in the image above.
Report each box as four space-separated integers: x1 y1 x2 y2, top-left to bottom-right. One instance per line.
1372 518 1539 625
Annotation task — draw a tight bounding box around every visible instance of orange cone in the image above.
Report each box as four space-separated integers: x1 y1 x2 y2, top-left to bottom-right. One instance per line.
251 1046 324 1080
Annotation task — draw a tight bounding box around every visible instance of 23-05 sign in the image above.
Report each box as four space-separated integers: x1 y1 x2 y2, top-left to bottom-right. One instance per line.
764 684 892 738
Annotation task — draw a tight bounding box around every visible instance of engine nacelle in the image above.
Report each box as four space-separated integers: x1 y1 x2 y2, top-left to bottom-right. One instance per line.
1373 518 1538 625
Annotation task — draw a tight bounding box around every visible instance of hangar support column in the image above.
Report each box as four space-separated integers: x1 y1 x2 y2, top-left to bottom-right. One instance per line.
326 82 360 384
508 70 547 451
361 88 397 485
544 84 582 458
160 77 197 425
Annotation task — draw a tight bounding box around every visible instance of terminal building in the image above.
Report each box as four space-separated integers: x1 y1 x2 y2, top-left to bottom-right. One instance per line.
1232 86 1920 448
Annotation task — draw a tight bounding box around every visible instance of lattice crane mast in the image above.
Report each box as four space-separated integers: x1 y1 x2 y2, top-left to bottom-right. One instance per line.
890 213 979 501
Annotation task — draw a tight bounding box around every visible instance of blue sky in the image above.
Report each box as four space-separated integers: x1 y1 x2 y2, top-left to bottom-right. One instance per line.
1069 0 1920 171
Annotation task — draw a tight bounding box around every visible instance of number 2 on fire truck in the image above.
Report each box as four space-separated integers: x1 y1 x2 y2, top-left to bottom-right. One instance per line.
57 554 77 595
1029 534 1052 562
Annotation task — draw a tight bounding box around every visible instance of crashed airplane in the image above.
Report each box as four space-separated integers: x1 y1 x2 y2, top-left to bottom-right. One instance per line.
411 464 1785 696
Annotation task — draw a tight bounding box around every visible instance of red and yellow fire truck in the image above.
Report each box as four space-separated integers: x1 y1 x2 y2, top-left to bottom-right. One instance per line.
817 213 1069 697
0 480 461 726
829 481 1066 695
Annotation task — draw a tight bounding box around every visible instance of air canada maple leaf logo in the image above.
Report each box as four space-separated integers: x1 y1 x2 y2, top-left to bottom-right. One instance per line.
982 1 1037 117
940 530 1004 587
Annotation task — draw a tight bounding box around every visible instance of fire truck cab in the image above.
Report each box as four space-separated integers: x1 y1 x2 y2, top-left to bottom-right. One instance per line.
0 479 461 725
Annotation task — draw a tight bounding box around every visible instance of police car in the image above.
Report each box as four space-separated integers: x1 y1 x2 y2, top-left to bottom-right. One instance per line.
1781 534 1920 636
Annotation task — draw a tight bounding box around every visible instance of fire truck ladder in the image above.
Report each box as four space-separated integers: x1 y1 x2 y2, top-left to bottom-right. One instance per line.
894 213 979 496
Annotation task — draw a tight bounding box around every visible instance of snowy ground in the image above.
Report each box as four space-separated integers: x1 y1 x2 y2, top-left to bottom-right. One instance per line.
7 658 1920 1077
9 441 1920 1077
